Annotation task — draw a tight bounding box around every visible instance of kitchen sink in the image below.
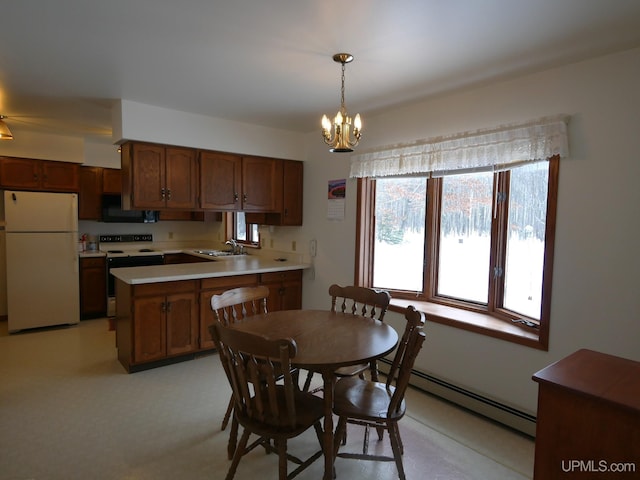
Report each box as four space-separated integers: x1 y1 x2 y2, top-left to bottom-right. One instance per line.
192 249 245 257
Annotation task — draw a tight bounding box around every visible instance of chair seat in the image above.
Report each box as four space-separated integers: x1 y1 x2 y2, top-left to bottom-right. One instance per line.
334 362 369 378
239 386 325 436
333 377 406 422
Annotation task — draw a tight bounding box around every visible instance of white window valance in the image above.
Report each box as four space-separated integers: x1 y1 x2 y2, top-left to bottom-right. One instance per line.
349 114 570 178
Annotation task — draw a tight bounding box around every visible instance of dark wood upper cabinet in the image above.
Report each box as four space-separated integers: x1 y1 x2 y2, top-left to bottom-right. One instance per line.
241 155 282 213
102 168 122 194
78 166 103 219
199 151 242 210
0 157 79 192
246 159 303 226
121 142 197 210
119 141 301 223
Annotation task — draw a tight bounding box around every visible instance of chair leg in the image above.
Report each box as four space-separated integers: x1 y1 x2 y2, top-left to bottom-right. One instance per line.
333 416 347 459
221 395 234 430
388 422 406 480
302 370 314 392
227 415 239 460
226 428 250 480
277 438 288 480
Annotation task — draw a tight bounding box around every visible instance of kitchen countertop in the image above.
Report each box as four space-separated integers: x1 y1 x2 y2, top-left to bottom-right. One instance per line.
109 254 310 285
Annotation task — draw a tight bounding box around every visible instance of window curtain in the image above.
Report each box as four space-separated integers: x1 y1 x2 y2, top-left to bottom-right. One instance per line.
349 114 569 178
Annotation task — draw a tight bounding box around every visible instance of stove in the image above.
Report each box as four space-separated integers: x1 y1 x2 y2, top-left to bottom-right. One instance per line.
101 234 165 316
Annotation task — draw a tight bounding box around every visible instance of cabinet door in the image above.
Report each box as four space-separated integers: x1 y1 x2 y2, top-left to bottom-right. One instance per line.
102 168 122 194
199 151 242 210
166 292 199 356
41 160 79 191
0 157 41 189
131 143 166 209
165 147 197 209
242 156 283 212
79 167 103 219
79 257 107 317
261 270 303 312
281 160 303 225
280 278 303 310
133 296 167 363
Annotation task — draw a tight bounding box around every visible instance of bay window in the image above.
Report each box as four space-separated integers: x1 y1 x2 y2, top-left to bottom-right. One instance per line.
352 116 568 349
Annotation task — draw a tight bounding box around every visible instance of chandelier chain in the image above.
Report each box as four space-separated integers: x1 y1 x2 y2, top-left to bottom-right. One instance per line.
340 61 346 114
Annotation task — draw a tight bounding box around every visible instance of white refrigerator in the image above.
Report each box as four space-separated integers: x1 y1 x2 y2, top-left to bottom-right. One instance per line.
3 190 80 333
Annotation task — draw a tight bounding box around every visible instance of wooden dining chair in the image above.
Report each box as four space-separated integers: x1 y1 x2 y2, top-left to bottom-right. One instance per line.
332 305 426 480
211 286 270 428
210 322 325 480
210 285 270 458
302 284 391 392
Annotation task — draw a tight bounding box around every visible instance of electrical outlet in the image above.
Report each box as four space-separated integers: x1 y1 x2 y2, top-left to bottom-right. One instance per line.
168 232 174 239
292 240 297 251
270 239 274 248
310 239 317 257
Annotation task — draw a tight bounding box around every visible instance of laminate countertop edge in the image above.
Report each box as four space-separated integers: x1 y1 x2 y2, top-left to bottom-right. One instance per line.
110 256 311 285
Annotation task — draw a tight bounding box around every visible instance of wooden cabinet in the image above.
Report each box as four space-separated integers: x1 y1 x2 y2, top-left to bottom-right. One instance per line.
114 264 303 372
0 157 79 192
79 256 107 318
102 168 122 194
532 349 640 479
199 274 260 350
241 156 283 212
116 280 199 371
199 152 283 212
199 151 241 210
78 166 103 219
121 142 198 210
79 167 122 220
260 270 303 312
246 159 303 225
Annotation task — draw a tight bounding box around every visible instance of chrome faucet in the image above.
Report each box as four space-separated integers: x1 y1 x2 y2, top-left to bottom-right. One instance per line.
225 239 239 254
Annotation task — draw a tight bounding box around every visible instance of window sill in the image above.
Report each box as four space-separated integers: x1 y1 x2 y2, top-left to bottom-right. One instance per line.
389 298 546 350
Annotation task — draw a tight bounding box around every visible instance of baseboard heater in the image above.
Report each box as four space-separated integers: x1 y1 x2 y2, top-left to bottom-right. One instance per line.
379 359 537 437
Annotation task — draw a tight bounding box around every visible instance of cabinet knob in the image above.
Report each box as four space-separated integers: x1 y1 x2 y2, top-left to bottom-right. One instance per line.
233 192 239 202
243 193 247 202
167 189 171 200
161 187 166 199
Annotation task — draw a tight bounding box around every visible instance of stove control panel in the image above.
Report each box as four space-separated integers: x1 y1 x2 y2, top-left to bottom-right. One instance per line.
100 234 153 243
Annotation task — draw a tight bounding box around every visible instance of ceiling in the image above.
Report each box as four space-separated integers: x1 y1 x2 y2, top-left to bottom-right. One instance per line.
2 0 640 143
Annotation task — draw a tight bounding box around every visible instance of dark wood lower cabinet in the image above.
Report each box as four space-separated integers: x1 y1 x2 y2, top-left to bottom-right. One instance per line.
115 270 302 372
79 256 107 319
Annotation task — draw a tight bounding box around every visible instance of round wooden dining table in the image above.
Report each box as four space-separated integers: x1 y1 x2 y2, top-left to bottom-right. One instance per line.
229 309 399 480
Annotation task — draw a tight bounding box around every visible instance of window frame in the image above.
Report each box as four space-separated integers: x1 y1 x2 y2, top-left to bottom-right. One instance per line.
355 155 559 350
226 212 261 247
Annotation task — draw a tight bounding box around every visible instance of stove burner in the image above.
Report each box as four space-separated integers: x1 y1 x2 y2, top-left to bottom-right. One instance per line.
139 248 154 252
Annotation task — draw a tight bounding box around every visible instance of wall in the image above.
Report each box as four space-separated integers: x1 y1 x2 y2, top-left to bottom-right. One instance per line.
113 100 306 160
0 129 121 167
299 47 640 417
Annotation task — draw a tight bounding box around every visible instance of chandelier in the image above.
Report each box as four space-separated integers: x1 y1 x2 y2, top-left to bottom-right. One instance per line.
0 115 14 140
321 53 362 153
